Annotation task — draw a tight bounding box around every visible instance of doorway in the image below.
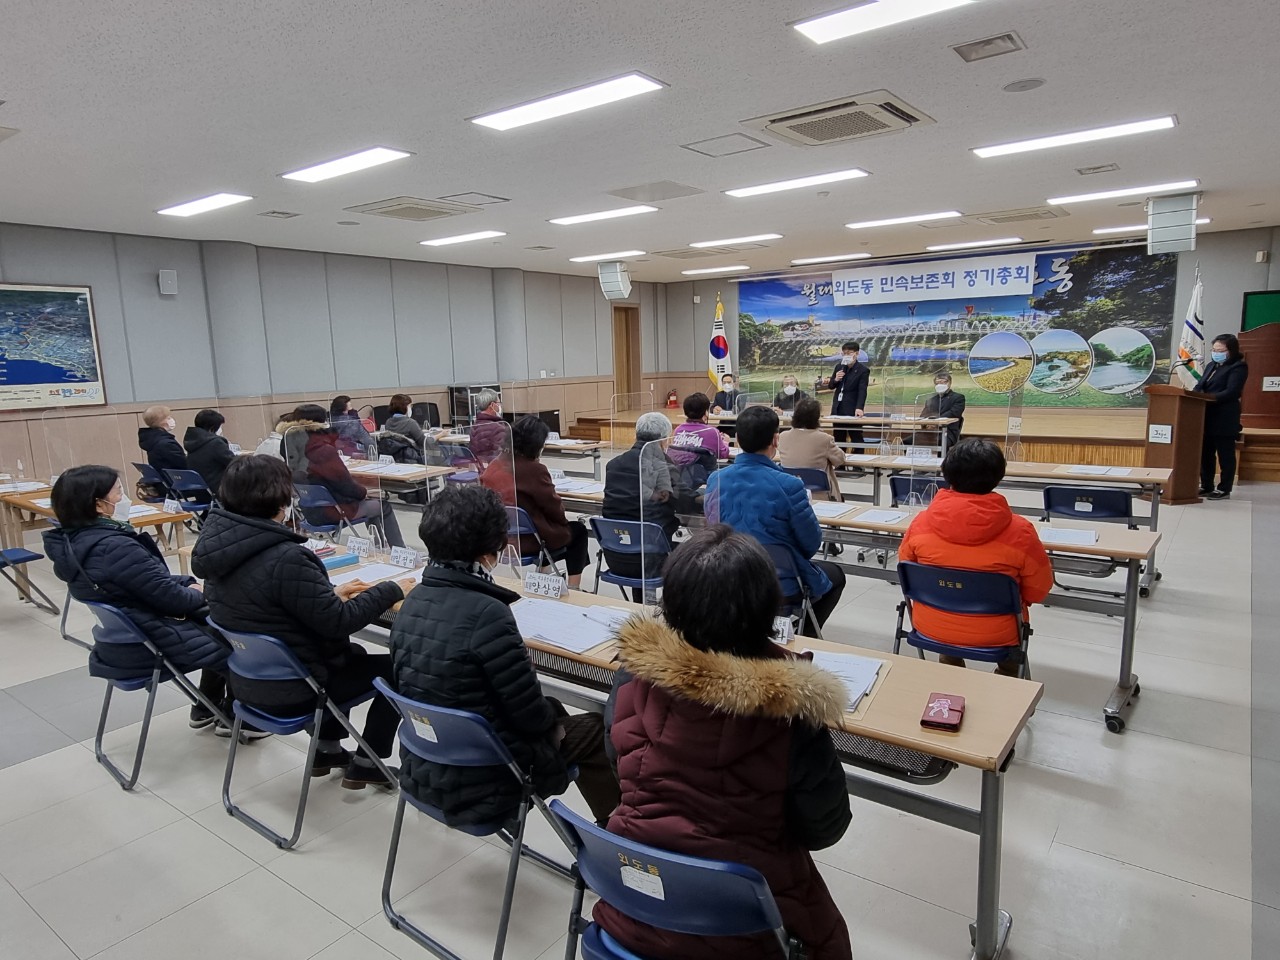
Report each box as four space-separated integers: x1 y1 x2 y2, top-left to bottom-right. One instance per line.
612 305 642 400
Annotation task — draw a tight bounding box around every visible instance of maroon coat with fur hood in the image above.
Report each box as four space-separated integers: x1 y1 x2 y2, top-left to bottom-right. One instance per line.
597 618 854 959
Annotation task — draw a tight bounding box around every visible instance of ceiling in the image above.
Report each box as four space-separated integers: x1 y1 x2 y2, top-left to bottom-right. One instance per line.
1 0 1278 283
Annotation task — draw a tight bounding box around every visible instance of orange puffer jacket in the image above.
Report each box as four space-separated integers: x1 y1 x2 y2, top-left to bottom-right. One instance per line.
899 489 1053 647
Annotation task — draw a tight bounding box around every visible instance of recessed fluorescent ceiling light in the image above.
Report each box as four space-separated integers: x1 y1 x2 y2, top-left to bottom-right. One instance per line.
420 230 507 246
281 147 411 182
925 237 1022 251
1047 179 1199 205
568 250 646 262
725 168 868 198
471 73 664 131
157 193 252 217
689 233 782 248
794 0 973 44
973 116 1176 159
846 210 963 229
549 205 657 225
791 253 873 265
1093 218 1210 235
681 265 750 275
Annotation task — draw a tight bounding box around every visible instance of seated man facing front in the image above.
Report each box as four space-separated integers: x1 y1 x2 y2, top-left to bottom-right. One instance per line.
777 397 844 501
772 374 809 414
599 526 853 960
705 405 845 627
137 405 188 473
389 485 619 826
919 371 966 449
468 388 509 468
711 373 739 415
192 455 415 788
898 438 1052 675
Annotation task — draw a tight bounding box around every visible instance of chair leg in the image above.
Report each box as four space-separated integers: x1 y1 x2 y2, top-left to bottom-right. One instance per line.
58 588 90 650
328 698 396 784
167 668 232 728
381 793 469 960
492 793 531 960
94 666 162 791
563 873 587 960
0 567 59 615
224 707 324 849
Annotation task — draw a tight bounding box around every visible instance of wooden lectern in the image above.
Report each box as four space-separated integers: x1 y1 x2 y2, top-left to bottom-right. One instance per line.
1144 384 1212 504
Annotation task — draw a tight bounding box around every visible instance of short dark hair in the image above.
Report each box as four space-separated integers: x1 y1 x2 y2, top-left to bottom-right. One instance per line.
683 392 711 420
419 485 509 562
661 525 780 657
1212 333 1243 361
194 408 225 433
791 397 822 430
294 404 327 424
51 465 119 529
511 414 550 460
941 438 1006 494
721 373 735 382
389 393 412 415
841 341 860 353
219 455 294 518
735 405 780 454
330 395 352 417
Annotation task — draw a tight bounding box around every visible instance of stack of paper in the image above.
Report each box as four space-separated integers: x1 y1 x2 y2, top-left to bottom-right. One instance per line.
1038 527 1099 546
1104 467 1132 477
331 563 425 586
856 509 908 525
810 500 855 520
377 463 426 477
893 456 942 467
32 497 53 509
555 479 605 495
549 438 591 446
129 505 161 519
845 454 879 463
0 481 45 494
512 598 625 653
804 650 884 710
1065 465 1110 476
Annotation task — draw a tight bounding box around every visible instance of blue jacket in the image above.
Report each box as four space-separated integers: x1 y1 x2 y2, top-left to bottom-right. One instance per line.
705 453 832 599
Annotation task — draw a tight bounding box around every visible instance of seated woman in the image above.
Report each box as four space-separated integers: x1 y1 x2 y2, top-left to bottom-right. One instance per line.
668 392 731 486
43 465 232 732
599 526 853 959
389 485 620 825
776 397 844 501
481 414 590 589
282 404 405 547
383 393 426 449
601 412 687 599
772 374 809 414
183 408 236 497
137 405 188 473
191 455 417 787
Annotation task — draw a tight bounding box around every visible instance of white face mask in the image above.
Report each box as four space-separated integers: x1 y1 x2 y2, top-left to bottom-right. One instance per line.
723 383 735 393
841 355 853 366
282 505 293 523
163 418 176 430
935 383 949 394
216 426 224 437
495 405 502 417
783 385 797 396
112 493 133 523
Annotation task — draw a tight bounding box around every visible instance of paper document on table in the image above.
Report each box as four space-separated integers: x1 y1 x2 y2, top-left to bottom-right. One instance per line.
377 463 426 477
0 481 45 494
1066 465 1110 476
129 505 162 518
330 563 408 586
1038 528 1099 546
512 598 619 653
804 650 884 710
809 500 856 520
549 439 590 446
856 509 908 525
1105 467 1133 477
32 497 53 509
893 456 942 466
845 454 879 463
555 480 605 494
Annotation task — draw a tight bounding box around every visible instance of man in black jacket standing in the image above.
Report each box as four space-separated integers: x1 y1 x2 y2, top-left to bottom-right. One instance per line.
920 371 967 451
824 341 870 452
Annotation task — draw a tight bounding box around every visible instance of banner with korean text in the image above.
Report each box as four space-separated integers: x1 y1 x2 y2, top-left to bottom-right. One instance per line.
830 253 1037 305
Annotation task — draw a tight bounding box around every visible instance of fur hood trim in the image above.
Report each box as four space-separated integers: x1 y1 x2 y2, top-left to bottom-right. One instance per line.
616 617 848 727
283 419 330 433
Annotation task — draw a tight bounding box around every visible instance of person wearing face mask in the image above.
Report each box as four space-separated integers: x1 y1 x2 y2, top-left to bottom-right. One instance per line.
1193 333 1250 500
138 405 189 474
192 455 414 788
183 408 236 498
919 372 966 450
389 484 620 826
772 374 810 414
711 374 740 415
823 342 869 453
468 388 510 468
42 465 235 733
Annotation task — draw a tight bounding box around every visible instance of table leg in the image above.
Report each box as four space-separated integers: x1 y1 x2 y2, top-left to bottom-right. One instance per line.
872 468 884 507
1140 483 1162 594
176 521 188 575
1103 556 1142 733
592 449 602 482
971 769 1012 960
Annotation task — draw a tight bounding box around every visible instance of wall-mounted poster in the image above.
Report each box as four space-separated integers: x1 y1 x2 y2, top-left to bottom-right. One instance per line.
0 283 106 411
735 246 1178 410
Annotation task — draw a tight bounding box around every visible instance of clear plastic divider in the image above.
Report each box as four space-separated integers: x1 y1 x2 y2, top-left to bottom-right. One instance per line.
609 391 655 452
1005 386 1027 464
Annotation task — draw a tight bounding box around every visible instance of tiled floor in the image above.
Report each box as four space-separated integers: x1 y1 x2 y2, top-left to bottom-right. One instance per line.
0 463 1272 959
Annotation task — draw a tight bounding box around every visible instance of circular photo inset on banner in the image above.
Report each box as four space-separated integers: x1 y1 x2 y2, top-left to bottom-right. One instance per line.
1086 327 1156 394
1029 329 1093 394
968 331 1034 394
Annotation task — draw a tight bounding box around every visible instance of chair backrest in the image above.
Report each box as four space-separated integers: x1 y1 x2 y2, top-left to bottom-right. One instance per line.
208 619 313 683
132 462 170 489
83 601 151 646
506 506 541 538
163 468 211 496
897 561 1022 618
294 483 338 509
888 474 949 506
411 402 441 428
441 443 479 467
589 517 673 557
1042 485 1134 525
780 466 829 493
761 542 803 599
372 404 391 429
372 678 518 768
548 799 789 946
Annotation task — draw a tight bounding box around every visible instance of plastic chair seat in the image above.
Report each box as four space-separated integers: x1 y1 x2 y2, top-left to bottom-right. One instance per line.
904 630 1020 664
598 570 663 590
447 470 480 483
0 548 43 567
581 925 649 960
108 666 177 692
232 687 378 737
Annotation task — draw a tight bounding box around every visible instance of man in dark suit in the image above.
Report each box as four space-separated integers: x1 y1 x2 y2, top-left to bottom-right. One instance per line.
824 341 869 452
920 372 966 451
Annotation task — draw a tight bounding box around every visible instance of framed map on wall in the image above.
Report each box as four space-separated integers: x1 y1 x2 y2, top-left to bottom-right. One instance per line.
0 283 106 411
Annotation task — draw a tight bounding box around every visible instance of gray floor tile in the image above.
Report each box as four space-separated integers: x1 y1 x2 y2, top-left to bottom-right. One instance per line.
0 710 76 770
1255 903 1280 960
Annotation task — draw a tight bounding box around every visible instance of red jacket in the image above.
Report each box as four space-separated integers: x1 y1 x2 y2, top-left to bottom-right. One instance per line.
898 489 1053 647
282 421 368 522
481 454 571 552
598 618 853 960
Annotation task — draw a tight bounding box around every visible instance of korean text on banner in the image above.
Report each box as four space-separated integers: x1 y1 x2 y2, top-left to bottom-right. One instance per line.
831 253 1037 306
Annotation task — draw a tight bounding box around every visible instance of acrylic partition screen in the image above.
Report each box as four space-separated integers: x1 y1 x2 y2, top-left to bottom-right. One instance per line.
609 391 655 451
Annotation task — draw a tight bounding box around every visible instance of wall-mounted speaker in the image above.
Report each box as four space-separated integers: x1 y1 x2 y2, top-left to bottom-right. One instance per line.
157 269 178 295
598 261 632 301
1146 194 1199 254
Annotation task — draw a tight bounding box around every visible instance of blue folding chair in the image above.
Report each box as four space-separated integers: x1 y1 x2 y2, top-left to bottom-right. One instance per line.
762 543 822 640
549 799 804 960
83 601 231 789
442 444 481 484
160 468 214 526
293 483 375 541
1040 485 1136 597
373 678 575 960
588 518 670 601
132 462 173 503
506 506 565 574
888 474 949 506
892 561 1031 679
0 547 59 614
210 621 394 849
780 466 831 498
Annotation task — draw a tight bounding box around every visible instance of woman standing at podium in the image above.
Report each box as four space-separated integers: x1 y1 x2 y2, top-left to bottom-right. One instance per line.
1194 333 1249 500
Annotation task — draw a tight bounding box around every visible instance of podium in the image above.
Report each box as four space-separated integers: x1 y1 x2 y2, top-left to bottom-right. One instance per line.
1144 384 1212 504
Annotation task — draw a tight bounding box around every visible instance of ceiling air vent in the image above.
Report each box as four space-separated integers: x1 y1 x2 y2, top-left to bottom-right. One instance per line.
258 210 300 219
342 196 481 222
1076 163 1119 176
524 245 555 251
742 90 934 147
974 206 1068 225
651 248 722 260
